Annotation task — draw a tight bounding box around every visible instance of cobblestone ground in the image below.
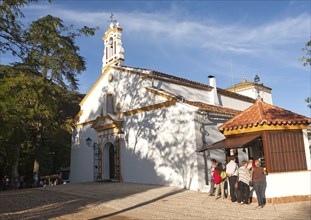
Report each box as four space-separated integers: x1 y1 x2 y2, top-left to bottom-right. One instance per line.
1 182 310 219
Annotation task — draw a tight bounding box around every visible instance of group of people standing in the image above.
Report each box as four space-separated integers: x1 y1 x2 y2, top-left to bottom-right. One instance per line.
209 156 267 208
1 175 25 190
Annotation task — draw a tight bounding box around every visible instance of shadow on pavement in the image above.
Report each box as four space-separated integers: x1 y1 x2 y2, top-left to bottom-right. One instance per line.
0 182 184 219
90 188 185 220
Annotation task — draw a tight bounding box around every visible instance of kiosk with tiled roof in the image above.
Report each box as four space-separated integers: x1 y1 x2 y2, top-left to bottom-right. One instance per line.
203 98 311 203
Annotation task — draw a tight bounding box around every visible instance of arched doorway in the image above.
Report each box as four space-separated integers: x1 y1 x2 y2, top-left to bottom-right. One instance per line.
103 142 115 180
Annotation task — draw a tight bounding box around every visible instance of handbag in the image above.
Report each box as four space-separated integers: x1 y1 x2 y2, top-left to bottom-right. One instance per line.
221 171 226 179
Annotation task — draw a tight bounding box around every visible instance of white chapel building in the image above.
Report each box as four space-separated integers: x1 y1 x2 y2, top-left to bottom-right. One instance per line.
70 22 298 194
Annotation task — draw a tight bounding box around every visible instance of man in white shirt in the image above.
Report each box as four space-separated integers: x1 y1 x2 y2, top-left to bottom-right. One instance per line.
226 156 238 202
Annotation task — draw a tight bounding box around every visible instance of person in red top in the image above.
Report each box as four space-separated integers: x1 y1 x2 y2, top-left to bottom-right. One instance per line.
213 163 225 200
248 157 256 170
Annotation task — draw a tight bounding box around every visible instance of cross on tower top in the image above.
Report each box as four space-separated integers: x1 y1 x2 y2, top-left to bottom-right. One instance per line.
108 13 117 23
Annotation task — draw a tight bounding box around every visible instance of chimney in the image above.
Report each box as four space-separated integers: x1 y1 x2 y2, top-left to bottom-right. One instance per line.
208 75 219 106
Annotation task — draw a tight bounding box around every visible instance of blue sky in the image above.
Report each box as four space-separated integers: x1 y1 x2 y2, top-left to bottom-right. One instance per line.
2 0 310 117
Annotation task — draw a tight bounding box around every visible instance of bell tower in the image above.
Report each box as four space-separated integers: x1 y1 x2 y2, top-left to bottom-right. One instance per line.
102 17 124 70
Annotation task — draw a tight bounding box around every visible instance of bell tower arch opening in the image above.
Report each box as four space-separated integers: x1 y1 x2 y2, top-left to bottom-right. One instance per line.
108 37 113 59
102 19 125 69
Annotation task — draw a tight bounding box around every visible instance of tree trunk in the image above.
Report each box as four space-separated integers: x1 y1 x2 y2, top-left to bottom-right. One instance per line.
11 143 20 187
33 159 39 175
32 127 42 177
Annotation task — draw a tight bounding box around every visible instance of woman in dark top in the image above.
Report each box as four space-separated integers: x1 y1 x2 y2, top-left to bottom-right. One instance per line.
252 160 266 208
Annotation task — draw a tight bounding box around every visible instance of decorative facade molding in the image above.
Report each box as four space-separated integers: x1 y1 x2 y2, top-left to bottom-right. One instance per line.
123 100 177 116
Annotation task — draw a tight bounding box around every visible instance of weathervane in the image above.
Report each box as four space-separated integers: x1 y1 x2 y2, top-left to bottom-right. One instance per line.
108 13 117 23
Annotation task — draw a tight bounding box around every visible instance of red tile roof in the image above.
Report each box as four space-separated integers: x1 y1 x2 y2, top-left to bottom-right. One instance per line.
185 101 241 116
219 98 311 131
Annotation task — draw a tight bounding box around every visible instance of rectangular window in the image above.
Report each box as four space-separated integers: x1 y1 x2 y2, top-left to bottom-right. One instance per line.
107 94 114 114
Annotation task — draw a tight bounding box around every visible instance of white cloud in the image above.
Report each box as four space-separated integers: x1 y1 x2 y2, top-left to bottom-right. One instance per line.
22 5 310 72
122 12 310 60
24 5 309 53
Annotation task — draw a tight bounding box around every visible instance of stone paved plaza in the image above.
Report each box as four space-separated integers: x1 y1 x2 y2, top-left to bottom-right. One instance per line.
1 182 310 219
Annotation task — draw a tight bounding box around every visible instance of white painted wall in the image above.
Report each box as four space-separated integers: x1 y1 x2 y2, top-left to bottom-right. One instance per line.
155 80 212 104
121 103 200 190
236 88 273 104
70 125 97 183
219 94 253 111
265 171 311 198
78 69 167 124
79 70 112 123
154 78 256 113
116 71 167 111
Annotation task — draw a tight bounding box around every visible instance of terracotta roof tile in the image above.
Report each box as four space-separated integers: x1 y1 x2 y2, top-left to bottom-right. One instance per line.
185 101 241 116
219 99 311 131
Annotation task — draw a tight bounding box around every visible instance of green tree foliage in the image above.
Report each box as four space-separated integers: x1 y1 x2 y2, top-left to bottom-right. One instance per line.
0 0 95 183
1 0 96 90
0 0 27 55
0 64 83 181
23 15 95 90
0 0 43 56
305 97 311 109
299 40 311 109
299 40 311 67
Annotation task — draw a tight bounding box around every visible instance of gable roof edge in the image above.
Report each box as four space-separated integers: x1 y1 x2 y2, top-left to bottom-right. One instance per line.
79 66 113 106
